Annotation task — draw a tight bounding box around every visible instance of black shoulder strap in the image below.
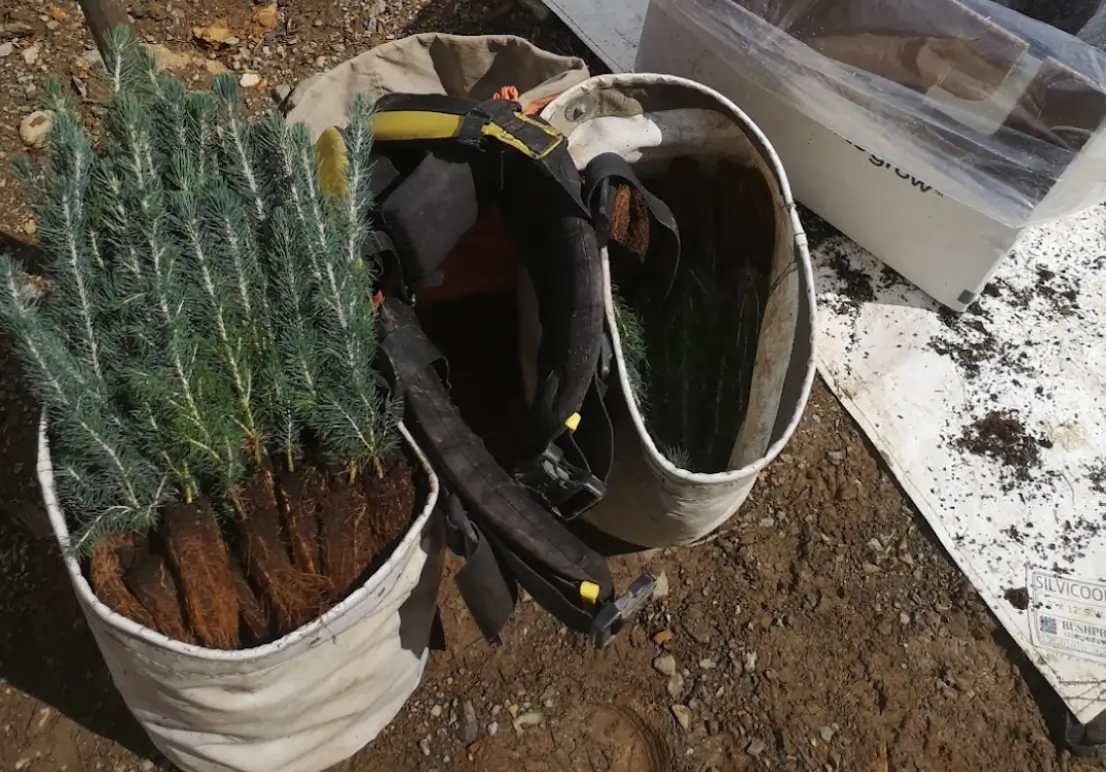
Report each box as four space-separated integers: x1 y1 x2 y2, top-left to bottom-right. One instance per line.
582 152 682 306
378 297 647 644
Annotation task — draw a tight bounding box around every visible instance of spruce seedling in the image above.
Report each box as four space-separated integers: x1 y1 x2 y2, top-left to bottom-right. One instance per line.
1 25 400 558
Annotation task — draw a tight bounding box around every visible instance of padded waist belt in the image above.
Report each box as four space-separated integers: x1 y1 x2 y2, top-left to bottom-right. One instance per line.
378 298 650 645
365 92 611 518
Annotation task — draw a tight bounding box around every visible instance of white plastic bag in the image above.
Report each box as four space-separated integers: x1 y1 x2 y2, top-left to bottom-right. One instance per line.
40 421 441 772
525 73 817 548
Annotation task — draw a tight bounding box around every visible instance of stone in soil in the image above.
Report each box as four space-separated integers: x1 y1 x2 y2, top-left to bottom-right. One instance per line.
652 653 676 677
671 704 691 731
19 111 51 149
651 570 669 600
457 700 478 744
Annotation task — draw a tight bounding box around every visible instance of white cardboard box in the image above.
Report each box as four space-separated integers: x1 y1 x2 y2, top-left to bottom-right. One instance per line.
635 0 1106 311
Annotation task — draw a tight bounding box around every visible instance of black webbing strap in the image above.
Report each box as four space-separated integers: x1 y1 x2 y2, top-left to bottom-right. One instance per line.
371 92 590 219
582 152 682 305
441 493 517 643
377 297 617 638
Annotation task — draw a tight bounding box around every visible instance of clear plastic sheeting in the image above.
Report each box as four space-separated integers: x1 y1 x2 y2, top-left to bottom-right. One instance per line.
653 0 1106 227
990 0 1106 48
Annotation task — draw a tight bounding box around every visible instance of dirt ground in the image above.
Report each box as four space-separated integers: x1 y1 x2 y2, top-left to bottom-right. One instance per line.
0 0 1103 770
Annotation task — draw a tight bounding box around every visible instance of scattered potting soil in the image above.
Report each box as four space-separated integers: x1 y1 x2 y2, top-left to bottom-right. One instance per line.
991 265 1081 320
1086 462 1106 494
83 452 418 649
928 297 1036 380
1004 585 1031 610
955 410 1051 488
827 249 875 313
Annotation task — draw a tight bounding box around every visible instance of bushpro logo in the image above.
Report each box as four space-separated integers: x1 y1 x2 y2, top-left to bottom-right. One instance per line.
1028 568 1106 663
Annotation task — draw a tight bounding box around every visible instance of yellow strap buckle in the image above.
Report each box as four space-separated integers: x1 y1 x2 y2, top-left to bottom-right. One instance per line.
579 581 600 606
371 109 563 160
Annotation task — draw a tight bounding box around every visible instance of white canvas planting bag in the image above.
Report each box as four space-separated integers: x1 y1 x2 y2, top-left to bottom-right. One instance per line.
525 73 817 548
35 34 595 772
40 421 441 772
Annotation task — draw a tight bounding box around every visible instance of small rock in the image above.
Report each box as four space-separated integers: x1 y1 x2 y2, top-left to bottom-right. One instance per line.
699 658 716 670
239 72 261 88
947 611 971 639
652 571 669 600
827 450 845 462
758 517 775 528
78 49 103 67
743 651 758 673
877 620 893 636
270 83 291 104
23 46 39 65
15 760 30 771
487 721 498 736
20 110 52 149
670 704 691 731
746 738 767 757
0 42 13 58
653 629 674 646
430 704 442 718
682 608 713 644
899 612 911 626
653 653 677 677
145 43 192 71
419 736 431 756
512 711 544 731
667 674 685 699
820 725 836 743
0 22 35 39
867 538 882 552
204 59 231 75
46 20 60 31
862 562 881 574
458 700 478 744
141 762 155 772
315 55 327 68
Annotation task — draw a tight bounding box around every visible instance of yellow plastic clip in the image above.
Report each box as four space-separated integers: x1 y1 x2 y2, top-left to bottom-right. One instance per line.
564 412 581 433
579 581 600 605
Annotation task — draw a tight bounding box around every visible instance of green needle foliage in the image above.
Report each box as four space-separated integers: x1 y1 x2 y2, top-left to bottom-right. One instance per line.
0 27 397 556
614 265 766 474
612 165 769 475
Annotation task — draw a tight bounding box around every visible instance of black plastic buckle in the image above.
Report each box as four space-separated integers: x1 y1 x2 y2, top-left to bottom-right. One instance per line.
591 573 656 648
457 99 519 147
516 442 606 520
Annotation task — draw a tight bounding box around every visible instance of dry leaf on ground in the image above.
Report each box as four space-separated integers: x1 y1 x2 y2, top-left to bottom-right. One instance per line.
251 4 279 34
193 21 234 47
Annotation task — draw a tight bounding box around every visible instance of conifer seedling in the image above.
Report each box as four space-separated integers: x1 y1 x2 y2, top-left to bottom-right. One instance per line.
0 28 411 647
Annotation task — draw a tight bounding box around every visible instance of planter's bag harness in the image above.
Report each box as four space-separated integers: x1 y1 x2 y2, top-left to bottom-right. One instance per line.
361 92 664 645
